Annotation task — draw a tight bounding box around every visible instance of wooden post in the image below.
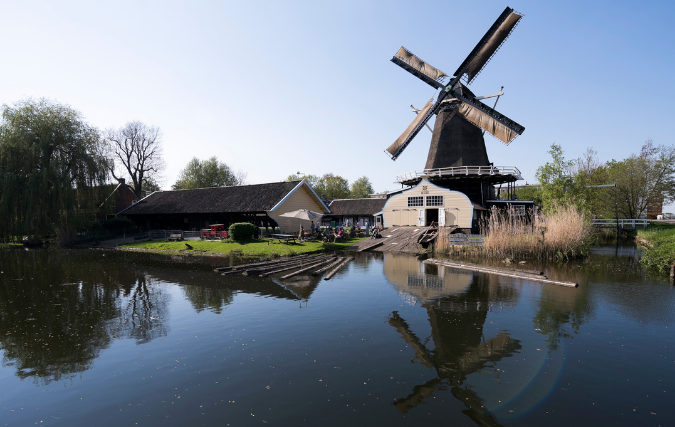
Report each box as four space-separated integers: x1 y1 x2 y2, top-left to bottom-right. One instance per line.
670 264 674 286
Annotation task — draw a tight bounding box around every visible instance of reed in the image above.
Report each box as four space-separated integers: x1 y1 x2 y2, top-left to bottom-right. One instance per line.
482 204 593 260
435 203 594 260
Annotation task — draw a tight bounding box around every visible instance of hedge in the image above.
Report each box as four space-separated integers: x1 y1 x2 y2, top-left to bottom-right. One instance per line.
228 222 256 241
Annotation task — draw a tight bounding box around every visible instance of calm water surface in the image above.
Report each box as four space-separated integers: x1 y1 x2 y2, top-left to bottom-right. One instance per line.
0 246 672 426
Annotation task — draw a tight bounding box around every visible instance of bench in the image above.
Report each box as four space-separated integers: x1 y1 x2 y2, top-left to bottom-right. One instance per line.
168 233 183 241
269 234 296 244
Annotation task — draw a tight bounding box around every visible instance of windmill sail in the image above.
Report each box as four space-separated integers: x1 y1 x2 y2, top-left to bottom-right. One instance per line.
456 98 523 145
386 97 435 159
391 47 449 89
454 7 523 84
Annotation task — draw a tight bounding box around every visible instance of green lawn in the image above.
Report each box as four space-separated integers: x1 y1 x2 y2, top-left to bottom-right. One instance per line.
637 223 675 275
119 237 366 256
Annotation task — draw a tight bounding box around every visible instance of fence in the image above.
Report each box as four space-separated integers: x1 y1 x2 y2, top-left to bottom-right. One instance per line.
147 230 218 240
446 234 484 247
592 219 650 229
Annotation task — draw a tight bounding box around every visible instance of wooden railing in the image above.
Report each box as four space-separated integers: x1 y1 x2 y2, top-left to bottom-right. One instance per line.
395 166 522 183
592 219 650 228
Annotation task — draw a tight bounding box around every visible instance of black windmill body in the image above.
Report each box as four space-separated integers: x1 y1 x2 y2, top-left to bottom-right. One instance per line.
387 7 526 203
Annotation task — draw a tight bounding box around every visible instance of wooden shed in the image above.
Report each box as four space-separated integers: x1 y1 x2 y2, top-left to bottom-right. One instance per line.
382 179 475 229
119 180 329 234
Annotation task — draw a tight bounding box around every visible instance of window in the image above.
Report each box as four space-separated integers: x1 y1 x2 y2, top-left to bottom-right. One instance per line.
407 196 424 207
426 195 444 207
511 205 526 216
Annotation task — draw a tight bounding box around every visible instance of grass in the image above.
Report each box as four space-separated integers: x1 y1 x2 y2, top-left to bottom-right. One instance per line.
119 237 366 257
637 223 675 275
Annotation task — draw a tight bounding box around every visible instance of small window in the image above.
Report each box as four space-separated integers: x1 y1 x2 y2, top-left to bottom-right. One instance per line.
511 205 526 216
426 195 444 207
407 196 424 207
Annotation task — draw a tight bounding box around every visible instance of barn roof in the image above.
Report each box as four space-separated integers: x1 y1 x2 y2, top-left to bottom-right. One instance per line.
120 180 317 215
328 198 387 216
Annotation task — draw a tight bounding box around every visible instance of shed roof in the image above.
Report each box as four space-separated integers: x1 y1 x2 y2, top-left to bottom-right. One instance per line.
328 198 387 216
120 180 313 215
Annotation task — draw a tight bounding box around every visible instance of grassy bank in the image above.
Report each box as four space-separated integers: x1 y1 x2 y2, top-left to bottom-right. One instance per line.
120 237 365 257
637 223 675 275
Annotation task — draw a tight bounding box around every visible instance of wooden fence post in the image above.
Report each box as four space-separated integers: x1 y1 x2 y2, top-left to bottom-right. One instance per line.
670 264 674 286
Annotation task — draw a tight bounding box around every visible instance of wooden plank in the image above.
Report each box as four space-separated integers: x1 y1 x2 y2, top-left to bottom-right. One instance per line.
249 256 329 276
258 256 331 277
280 257 338 279
313 257 344 275
215 254 314 272
425 259 576 287
433 259 544 276
324 257 353 281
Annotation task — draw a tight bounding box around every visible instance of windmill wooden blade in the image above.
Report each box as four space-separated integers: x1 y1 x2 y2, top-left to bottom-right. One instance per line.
455 95 524 145
454 7 523 84
386 98 435 160
391 47 449 89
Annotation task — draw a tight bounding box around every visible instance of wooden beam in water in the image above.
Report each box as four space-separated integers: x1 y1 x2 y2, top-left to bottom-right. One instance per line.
324 257 353 281
258 255 332 277
280 257 338 279
215 254 315 272
425 258 577 288
313 257 345 275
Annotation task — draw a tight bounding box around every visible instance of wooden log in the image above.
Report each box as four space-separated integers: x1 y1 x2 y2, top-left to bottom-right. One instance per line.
434 259 544 276
280 257 337 279
324 257 353 281
313 257 344 275
258 256 332 277
670 264 674 286
425 259 577 288
215 254 315 272
225 259 309 276
246 256 330 276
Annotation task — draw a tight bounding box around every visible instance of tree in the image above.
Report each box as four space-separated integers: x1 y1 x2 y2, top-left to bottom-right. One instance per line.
350 176 374 198
172 156 245 189
286 173 320 188
105 121 164 198
606 140 675 218
313 173 351 199
535 144 586 212
0 98 109 240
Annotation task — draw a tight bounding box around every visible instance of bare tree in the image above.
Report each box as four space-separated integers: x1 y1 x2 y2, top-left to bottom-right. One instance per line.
106 121 165 198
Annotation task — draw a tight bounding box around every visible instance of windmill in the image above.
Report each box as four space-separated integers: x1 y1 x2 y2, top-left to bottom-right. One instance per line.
387 7 525 171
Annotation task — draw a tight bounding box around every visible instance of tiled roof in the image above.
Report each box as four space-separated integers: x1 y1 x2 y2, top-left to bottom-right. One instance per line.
120 181 303 215
328 198 386 216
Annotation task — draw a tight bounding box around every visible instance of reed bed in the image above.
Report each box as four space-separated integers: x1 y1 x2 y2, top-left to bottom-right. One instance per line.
482 204 594 260
436 204 594 260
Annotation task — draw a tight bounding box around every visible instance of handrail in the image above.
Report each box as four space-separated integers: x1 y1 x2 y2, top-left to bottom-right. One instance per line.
395 166 522 183
592 219 650 227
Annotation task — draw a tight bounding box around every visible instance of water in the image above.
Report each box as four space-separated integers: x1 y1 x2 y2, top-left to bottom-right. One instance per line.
0 247 672 426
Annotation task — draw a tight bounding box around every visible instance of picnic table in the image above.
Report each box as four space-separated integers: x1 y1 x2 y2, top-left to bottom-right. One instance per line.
268 234 296 244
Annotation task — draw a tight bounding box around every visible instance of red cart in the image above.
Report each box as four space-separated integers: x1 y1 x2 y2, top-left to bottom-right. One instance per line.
201 224 228 240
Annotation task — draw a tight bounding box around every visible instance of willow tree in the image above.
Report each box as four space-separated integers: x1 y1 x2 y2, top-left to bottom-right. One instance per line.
0 99 109 240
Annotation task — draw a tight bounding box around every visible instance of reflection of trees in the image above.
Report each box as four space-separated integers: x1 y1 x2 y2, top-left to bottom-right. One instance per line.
390 274 521 426
112 275 170 344
182 286 234 314
0 249 169 383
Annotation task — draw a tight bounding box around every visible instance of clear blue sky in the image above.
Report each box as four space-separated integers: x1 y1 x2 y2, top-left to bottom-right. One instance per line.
2 1 674 208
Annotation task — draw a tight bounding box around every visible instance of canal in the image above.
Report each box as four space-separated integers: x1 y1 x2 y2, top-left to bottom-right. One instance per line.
0 246 672 426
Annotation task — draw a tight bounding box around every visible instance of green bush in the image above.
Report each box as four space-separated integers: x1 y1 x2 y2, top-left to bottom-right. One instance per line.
228 222 255 241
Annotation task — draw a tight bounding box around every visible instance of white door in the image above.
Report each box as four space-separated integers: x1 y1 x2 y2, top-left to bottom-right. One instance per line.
439 208 446 227
418 209 425 226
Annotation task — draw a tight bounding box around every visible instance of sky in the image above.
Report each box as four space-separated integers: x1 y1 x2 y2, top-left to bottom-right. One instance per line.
2 0 675 208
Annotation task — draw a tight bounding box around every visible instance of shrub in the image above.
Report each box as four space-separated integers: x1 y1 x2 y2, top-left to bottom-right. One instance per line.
228 222 255 241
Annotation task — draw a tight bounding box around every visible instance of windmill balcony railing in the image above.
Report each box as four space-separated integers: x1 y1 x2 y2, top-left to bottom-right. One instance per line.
395 166 522 183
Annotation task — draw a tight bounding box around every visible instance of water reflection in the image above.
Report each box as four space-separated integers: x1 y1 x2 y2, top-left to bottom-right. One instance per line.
382 253 522 425
0 249 324 383
0 250 170 383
